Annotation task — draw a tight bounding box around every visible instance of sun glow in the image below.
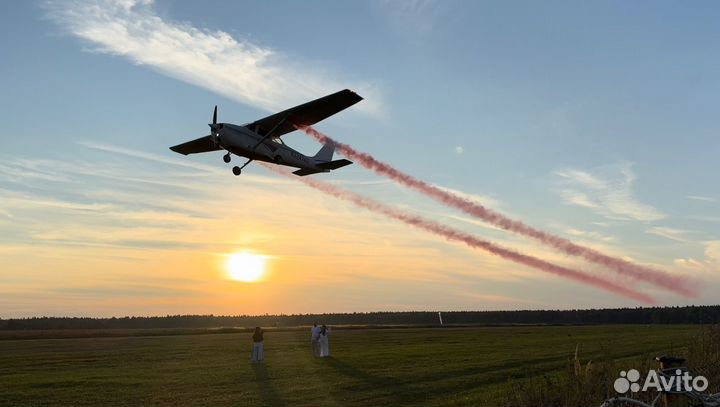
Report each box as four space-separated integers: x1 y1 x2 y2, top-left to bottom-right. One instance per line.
226 252 267 282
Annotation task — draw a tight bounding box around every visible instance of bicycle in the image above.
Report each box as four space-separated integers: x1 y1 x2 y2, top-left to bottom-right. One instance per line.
600 356 720 407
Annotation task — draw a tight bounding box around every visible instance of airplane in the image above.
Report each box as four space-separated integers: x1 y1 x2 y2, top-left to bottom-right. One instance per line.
170 89 363 176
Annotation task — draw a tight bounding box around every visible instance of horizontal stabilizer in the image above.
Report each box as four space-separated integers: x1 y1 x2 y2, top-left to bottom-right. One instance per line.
292 168 326 176
293 159 353 176
170 135 222 155
316 159 353 170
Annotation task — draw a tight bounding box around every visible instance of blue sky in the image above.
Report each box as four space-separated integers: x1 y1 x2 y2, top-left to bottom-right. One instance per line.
0 0 718 317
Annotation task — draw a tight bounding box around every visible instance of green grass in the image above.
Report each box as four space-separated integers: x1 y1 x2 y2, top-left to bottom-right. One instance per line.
0 325 699 406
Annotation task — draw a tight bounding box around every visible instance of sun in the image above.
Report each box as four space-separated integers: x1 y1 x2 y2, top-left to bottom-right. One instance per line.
226 252 267 282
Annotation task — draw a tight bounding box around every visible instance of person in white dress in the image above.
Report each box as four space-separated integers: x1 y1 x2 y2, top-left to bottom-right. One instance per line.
319 325 331 358
251 327 264 363
310 322 321 357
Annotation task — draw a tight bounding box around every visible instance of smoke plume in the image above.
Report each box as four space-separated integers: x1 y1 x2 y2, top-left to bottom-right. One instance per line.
263 164 656 304
298 125 696 298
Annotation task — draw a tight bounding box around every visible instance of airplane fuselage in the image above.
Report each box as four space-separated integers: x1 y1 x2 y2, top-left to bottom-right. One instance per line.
218 123 322 171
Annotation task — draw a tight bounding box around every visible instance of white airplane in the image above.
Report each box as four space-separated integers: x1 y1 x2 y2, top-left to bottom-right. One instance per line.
170 89 362 176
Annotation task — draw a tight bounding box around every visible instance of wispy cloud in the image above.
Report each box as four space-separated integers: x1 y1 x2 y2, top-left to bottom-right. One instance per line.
674 241 720 273
554 163 666 222
433 185 502 209
687 195 718 203
0 161 68 183
45 0 382 115
688 215 720 223
75 140 293 186
375 0 445 34
559 190 602 210
563 227 618 243
646 226 691 243
77 140 220 174
1 195 113 213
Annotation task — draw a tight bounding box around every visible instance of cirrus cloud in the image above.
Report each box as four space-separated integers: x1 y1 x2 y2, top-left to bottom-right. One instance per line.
554 163 665 222
44 0 383 115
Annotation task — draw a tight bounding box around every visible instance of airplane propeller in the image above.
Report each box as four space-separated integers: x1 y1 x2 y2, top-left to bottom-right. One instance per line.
208 105 222 147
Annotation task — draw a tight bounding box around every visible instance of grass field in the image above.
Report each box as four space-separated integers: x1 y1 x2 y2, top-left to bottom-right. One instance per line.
0 325 702 406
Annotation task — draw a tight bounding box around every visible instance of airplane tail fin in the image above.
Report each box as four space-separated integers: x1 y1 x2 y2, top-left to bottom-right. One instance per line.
313 141 335 162
296 142 351 176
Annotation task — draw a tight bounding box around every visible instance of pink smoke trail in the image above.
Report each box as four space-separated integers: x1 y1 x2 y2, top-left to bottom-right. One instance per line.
298 125 697 298
262 164 656 304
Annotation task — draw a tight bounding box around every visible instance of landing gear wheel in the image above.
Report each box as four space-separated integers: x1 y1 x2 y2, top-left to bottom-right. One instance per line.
223 153 231 163
232 166 241 176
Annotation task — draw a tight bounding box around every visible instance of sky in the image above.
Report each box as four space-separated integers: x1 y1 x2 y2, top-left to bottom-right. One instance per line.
1 0 719 317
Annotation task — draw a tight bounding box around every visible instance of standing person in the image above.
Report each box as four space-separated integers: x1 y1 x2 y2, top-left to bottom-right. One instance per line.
251 327 264 363
319 325 331 358
311 322 321 357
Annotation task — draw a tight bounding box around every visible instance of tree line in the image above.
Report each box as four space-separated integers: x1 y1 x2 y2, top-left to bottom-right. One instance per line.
1 305 718 330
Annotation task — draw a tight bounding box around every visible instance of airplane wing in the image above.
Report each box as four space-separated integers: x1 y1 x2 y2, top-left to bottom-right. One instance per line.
169 135 223 155
248 89 363 138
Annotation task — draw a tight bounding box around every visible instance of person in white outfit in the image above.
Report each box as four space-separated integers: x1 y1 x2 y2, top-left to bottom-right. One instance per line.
310 322 321 357
251 327 264 363
319 325 331 358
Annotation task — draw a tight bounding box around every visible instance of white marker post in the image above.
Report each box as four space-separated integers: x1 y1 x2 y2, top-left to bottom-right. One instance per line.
438 311 443 325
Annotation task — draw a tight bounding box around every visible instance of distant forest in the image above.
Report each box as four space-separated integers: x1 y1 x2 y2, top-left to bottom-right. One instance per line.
1 305 719 330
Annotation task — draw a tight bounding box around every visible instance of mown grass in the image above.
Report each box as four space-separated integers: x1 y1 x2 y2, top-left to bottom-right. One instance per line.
0 325 703 406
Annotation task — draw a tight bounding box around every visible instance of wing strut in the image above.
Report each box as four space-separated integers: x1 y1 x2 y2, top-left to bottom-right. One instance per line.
250 116 288 152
